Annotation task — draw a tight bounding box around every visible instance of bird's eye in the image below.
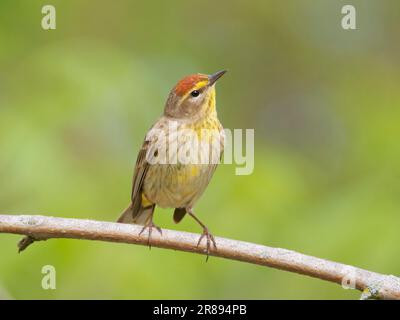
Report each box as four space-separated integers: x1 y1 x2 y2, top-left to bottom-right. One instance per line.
190 90 200 97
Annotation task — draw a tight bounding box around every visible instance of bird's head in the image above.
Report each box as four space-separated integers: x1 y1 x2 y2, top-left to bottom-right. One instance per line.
164 70 226 120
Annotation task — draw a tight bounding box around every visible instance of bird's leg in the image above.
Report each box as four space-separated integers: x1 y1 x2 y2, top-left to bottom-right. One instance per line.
187 208 217 260
139 207 162 249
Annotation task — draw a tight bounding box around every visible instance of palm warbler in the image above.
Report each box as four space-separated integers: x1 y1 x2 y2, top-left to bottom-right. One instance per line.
118 70 226 256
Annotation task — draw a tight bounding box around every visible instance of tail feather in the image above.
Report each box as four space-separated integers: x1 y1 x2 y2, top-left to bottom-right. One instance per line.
117 204 135 223
117 202 155 225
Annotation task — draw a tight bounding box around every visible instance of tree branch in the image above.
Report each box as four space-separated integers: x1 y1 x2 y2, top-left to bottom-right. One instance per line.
0 214 399 299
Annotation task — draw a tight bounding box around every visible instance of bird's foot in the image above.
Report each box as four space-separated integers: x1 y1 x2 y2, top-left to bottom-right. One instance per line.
139 221 162 249
197 227 217 261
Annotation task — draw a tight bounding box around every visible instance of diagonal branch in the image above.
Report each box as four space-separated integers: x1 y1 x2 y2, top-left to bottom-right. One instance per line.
0 214 399 299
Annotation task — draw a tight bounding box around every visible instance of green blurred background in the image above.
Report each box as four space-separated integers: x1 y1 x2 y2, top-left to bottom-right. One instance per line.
1 0 399 299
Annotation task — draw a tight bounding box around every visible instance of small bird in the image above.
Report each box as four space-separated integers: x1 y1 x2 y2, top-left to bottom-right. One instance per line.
118 70 226 256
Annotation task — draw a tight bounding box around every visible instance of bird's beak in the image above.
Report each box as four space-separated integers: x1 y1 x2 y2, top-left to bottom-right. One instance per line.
208 70 227 86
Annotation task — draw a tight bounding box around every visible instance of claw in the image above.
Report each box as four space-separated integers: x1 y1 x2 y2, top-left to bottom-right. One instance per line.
139 221 162 249
197 228 217 261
